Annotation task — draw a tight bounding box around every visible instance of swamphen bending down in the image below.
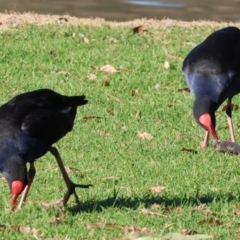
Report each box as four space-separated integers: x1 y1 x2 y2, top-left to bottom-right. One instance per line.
183 26 240 148
0 89 92 210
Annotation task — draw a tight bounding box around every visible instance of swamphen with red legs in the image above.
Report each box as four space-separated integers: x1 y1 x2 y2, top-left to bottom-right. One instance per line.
0 89 92 211
183 26 240 148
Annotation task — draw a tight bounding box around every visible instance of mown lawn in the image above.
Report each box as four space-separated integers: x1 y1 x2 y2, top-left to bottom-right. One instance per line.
0 20 240 239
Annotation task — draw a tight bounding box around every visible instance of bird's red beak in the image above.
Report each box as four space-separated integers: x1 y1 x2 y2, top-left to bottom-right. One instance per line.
11 180 24 211
199 113 218 140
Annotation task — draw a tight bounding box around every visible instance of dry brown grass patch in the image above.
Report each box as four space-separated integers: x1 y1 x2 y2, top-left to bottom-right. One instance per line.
0 12 240 31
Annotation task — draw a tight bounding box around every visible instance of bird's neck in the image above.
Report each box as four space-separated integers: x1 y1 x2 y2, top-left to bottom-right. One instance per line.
193 97 217 121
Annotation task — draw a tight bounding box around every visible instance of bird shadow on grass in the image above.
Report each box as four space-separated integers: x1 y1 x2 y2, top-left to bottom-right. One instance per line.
66 189 240 214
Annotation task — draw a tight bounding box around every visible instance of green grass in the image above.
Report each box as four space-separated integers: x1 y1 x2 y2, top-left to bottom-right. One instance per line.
0 21 240 239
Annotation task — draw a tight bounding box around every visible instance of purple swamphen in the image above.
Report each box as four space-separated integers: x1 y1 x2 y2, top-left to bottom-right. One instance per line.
0 89 92 210
183 26 240 148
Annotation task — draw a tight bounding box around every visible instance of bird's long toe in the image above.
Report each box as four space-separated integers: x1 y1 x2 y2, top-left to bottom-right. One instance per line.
62 181 93 205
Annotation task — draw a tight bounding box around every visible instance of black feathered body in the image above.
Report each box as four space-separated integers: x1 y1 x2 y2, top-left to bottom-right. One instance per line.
0 89 87 188
183 27 240 119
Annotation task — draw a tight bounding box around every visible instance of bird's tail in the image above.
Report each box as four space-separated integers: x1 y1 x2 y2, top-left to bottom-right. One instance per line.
67 95 88 107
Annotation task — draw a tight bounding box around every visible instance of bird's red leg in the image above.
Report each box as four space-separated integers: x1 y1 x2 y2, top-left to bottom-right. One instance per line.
17 162 36 209
49 146 93 205
225 98 236 142
200 130 209 149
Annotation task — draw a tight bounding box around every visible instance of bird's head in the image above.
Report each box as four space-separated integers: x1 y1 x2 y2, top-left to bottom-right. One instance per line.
11 180 25 211
193 98 218 140
198 113 218 140
2 159 27 211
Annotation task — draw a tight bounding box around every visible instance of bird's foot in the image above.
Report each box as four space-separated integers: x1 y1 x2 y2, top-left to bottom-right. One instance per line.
62 181 93 205
200 131 210 149
200 141 207 149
